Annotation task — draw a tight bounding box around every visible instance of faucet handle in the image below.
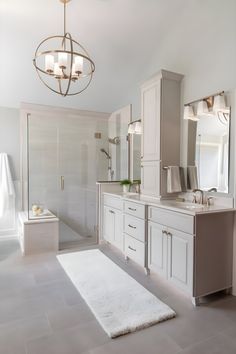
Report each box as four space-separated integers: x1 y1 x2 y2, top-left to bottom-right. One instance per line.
206 196 214 207
192 193 197 204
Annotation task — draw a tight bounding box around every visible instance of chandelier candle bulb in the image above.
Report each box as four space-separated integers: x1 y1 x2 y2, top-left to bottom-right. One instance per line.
72 63 78 80
58 52 68 69
45 54 54 73
54 62 63 78
74 56 83 74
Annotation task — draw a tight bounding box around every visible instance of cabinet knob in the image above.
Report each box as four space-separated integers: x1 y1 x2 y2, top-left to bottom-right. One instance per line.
109 210 115 214
162 230 167 235
167 232 172 237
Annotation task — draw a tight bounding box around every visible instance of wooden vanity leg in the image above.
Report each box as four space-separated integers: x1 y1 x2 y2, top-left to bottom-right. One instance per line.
145 267 150 276
192 297 200 306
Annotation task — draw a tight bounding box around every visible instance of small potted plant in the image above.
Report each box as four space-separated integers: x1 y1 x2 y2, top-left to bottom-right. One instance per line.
120 179 132 194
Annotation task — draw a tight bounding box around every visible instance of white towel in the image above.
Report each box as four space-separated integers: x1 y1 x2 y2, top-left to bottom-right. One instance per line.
187 166 198 190
167 166 182 193
0 153 15 218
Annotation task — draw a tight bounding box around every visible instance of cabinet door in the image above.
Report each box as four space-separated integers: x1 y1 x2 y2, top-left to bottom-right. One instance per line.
141 79 161 161
141 161 160 197
167 228 193 294
114 210 124 251
103 206 115 243
148 222 168 277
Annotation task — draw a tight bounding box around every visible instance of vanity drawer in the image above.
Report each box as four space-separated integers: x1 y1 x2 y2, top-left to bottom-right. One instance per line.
103 194 122 210
125 234 145 267
148 207 194 235
124 214 145 242
124 201 145 219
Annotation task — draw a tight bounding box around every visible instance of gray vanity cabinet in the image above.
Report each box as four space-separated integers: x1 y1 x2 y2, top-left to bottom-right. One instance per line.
148 206 234 303
141 70 183 198
148 220 193 294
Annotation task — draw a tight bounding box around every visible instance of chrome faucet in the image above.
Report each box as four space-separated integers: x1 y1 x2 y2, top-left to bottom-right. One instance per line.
193 189 204 204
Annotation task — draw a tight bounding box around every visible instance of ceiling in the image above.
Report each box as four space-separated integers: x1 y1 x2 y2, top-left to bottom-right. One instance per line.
0 0 235 114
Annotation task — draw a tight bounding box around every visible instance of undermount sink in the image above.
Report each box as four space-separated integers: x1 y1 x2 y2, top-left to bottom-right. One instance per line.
183 204 205 209
165 201 205 210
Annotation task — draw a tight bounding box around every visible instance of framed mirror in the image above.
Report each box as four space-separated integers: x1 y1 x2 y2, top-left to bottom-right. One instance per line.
185 93 230 194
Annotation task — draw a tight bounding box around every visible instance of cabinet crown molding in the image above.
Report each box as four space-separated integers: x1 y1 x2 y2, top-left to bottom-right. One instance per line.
141 69 184 88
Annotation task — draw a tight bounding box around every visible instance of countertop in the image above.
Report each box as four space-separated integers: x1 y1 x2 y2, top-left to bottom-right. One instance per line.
103 192 235 216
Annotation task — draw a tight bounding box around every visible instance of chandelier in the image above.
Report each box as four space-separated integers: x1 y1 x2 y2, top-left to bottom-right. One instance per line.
33 0 95 97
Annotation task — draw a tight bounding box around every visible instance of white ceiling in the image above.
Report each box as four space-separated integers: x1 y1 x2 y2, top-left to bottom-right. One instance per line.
0 0 235 114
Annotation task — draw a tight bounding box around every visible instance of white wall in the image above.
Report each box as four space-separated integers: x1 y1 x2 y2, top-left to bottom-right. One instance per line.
126 0 236 119
0 107 20 180
0 107 20 236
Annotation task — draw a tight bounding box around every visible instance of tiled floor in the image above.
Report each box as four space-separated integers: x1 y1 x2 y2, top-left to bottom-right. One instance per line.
1 239 236 354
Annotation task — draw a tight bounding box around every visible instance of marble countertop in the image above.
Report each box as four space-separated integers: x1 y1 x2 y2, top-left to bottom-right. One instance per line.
103 192 235 216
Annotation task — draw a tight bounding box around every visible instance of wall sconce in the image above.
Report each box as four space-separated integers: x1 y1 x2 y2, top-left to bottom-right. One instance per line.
184 91 227 121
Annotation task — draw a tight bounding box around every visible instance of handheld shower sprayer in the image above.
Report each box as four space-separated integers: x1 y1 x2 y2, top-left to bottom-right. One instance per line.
100 148 111 159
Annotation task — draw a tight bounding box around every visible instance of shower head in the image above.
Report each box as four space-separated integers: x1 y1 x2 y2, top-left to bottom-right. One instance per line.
100 148 111 159
108 136 120 145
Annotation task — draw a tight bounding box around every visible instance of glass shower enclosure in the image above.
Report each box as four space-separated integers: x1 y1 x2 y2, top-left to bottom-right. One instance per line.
23 109 109 250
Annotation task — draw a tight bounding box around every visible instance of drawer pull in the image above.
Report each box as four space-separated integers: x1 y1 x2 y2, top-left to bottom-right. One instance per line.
128 207 137 212
128 245 136 252
109 210 115 214
128 224 136 229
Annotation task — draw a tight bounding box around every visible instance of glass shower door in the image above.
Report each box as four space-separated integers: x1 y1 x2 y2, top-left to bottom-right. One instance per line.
57 115 92 248
28 111 108 250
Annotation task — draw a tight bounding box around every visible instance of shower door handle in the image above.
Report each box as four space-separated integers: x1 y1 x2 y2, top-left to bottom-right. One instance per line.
60 176 64 191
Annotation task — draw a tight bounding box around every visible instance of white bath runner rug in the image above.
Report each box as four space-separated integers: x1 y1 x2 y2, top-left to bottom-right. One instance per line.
57 249 175 338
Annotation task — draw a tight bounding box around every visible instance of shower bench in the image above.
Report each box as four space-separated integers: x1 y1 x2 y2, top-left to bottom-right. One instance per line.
18 210 59 255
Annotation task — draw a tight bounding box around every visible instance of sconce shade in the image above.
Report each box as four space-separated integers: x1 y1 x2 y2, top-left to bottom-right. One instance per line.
213 94 226 112
128 123 135 134
183 105 199 121
134 121 142 134
197 100 209 116
128 120 142 134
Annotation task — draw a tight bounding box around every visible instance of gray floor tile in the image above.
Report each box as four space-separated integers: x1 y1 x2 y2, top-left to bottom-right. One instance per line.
0 315 52 342
89 326 181 354
179 333 236 354
26 320 109 354
46 302 95 331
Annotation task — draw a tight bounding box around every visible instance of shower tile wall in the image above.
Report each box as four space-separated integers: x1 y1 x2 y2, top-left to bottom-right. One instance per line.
28 112 108 241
